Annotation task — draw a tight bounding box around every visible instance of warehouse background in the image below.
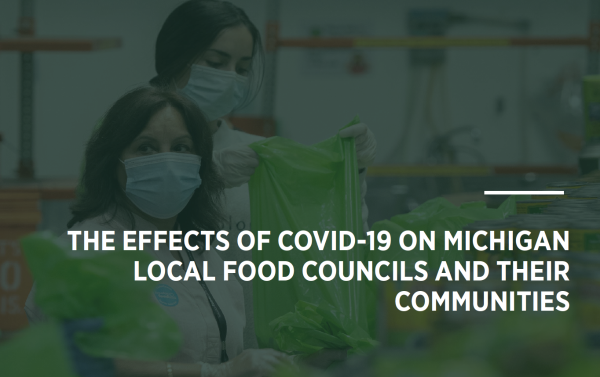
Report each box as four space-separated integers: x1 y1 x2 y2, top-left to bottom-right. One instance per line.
0 0 590 179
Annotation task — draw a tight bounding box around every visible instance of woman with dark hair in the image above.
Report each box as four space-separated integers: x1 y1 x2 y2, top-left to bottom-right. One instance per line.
25 86 292 377
151 0 376 354
70 87 223 232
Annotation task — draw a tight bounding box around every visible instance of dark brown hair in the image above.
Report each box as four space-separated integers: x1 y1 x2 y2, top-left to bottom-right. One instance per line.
150 0 264 107
69 86 224 232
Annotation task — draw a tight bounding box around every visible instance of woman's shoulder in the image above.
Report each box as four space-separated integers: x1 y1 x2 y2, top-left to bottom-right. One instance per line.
231 129 265 144
214 120 265 149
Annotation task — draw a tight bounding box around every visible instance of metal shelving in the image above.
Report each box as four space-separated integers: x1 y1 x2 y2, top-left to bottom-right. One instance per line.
255 0 600 151
0 0 121 179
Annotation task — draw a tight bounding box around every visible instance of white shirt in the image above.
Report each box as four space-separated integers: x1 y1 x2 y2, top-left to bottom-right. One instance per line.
24 210 245 364
212 122 263 349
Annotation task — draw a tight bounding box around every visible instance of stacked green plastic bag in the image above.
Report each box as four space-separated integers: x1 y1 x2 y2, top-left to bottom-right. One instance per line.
249 117 376 355
0 233 182 376
371 196 518 271
270 301 377 355
356 311 597 377
0 322 78 377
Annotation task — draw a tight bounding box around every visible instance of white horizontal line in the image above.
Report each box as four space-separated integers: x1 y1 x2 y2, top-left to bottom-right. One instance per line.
484 191 564 195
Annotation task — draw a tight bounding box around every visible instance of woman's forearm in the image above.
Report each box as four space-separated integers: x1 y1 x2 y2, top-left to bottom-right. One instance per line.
115 359 203 377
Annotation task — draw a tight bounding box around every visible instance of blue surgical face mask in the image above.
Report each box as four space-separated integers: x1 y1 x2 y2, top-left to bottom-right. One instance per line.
179 65 249 121
121 152 202 219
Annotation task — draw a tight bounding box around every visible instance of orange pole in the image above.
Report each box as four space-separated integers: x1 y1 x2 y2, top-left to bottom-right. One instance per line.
0 38 121 52
509 37 588 46
277 38 354 48
276 37 590 49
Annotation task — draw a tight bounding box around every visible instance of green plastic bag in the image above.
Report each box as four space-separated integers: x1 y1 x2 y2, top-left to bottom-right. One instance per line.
21 232 182 360
0 322 77 377
371 196 518 271
249 116 376 354
270 301 377 355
